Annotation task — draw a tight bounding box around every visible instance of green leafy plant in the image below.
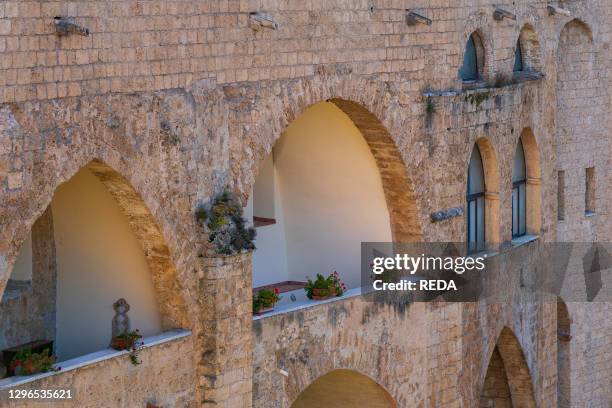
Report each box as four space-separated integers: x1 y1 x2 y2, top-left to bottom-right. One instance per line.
253 288 281 313
464 91 491 108
10 348 57 376
111 329 144 365
196 189 256 255
425 97 436 115
305 272 346 299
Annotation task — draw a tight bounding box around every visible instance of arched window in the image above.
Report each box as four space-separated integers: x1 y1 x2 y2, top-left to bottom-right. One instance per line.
467 146 486 252
513 40 524 72
512 140 527 237
460 32 485 83
460 35 479 81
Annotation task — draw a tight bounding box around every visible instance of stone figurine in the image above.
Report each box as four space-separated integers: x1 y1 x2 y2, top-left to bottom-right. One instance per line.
111 298 131 339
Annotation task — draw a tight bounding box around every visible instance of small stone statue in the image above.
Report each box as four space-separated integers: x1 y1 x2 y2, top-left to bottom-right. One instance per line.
111 298 131 338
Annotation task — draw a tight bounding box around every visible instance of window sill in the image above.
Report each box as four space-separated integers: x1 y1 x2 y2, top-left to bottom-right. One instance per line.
511 234 539 248
461 79 487 91
424 73 544 99
468 235 539 259
0 329 191 390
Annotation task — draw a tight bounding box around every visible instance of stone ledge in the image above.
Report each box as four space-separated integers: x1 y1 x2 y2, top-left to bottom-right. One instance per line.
253 287 362 321
0 329 192 390
422 73 544 99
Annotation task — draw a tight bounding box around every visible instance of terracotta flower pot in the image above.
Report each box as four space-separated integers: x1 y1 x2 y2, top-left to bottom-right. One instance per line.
311 288 336 300
255 306 275 315
111 336 135 351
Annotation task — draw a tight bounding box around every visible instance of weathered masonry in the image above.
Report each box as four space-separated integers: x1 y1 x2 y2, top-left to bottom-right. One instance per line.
0 1 610 407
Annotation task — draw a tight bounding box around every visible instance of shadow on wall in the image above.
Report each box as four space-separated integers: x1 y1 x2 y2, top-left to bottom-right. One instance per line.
1 164 171 363
246 101 393 289
51 168 163 361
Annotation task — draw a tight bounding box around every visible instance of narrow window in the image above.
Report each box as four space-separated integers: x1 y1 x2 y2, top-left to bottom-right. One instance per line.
460 35 479 81
512 140 527 237
558 170 565 221
585 167 595 214
467 146 486 252
513 40 524 72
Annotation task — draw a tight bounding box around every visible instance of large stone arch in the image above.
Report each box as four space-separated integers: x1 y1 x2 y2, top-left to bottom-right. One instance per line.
479 327 537 408
290 368 396 408
0 158 190 330
0 94 199 330
228 75 423 243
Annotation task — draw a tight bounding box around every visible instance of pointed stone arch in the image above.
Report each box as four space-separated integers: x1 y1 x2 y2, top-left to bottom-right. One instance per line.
328 98 421 242
237 76 423 243
85 159 190 329
555 18 601 241
291 369 396 408
0 159 190 330
516 24 542 72
467 137 501 246
480 327 537 408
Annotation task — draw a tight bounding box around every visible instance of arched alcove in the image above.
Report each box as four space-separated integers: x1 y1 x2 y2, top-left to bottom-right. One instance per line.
480 327 537 407
555 19 598 240
247 98 421 310
247 102 393 291
291 369 396 408
515 24 542 73
0 160 189 363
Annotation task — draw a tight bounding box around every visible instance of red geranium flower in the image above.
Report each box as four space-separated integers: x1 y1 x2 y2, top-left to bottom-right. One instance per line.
10 359 21 371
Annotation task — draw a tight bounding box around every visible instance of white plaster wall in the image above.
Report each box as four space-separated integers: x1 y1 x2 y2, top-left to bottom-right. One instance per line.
9 232 32 281
247 162 290 287
51 169 162 361
273 102 392 288
253 154 275 219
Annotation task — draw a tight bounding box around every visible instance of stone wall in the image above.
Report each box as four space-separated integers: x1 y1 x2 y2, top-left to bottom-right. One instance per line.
0 0 611 407
252 242 556 407
1 335 196 407
0 207 55 357
197 253 253 408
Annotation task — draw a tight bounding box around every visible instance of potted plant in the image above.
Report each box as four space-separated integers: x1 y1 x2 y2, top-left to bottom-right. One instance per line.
111 329 144 365
306 272 346 300
2 340 53 377
10 348 57 376
330 271 347 296
253 288 281 315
